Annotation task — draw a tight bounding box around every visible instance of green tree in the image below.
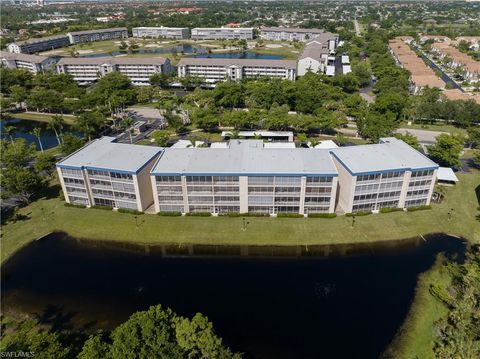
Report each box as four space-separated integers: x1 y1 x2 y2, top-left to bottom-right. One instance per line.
34 152 56 176
427 134 464 167
394 132 421 150
2 125 16 145
0 166 42 202
30 127 43 152
356 111 397 142
47 115 65 145
60 134 84 156
149 73 171 88
152 131 170 147
1 138 36 168
467 127 480 148
75 111 106 141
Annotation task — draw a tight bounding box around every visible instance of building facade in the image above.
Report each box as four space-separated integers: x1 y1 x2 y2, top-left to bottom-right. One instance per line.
56 137 162 211
150 140 338 215
260 27 327 42
0 51 57 73
330 137 438 213
56 57 172 85
297 33 338 76
7 35 70 54
56 137 439 216
132 27 190 39
191 27 253 40
67 27 128 44
177 58 297 83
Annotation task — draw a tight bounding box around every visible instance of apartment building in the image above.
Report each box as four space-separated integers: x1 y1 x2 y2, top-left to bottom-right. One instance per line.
67 27 128 44
56 137 162 211
150 140 339 215
56 57 172 85
260 27 327 42
177 58 297 83
7 34 70 54
330 137 438 213
0 51 57 73
431 42 480 83
132 27 190 39
389 38 445 93
297 33 338 76
191 27 254 40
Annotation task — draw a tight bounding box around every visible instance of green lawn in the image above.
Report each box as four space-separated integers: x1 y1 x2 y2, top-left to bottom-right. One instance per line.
400 121 468 137
383 257 451 359
10 112 76 125
2 171 479 264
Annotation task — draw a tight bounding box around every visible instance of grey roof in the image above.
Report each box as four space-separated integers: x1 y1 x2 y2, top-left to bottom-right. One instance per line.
260 27 326 34
68 27 128 36
57 56 168 65
57 137 162 174
299 42 330 60
0 51 49 64
306 33 338 44
177 57 297 69
151 140 338 176
330 137 438 175
10 34 69 46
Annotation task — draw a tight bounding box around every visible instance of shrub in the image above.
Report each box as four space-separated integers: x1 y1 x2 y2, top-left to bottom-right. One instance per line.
118 208 144 215
91 205 113 211
185 212 212 217
308 213 337 218
407 205 432 212
277 213 304 218
64 203 86 209
246 212 270 217
218 212 243 217
379 207 403 214
158 211 182 216
346 211 372 217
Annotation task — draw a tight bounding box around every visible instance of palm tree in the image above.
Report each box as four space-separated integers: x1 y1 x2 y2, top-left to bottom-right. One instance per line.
31 127 44 152
121 116 135 144
2 125 16 146
47 115 65 145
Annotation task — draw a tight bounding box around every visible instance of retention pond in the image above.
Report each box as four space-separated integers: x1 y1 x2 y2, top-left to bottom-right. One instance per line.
1 233 466 358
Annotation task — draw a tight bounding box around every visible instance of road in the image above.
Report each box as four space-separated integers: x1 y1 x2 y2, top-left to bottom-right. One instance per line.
395 128 445 144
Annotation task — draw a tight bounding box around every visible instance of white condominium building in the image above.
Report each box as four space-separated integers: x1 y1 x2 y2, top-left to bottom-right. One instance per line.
56 137 440 216
132 27 190 39
67 28 128 44
56 57 172 85
191 27 254 40
177 58 297 83
330 137 438 213
7 35 71 54
0 51 57 73
260 27 328 42
150 140 339 215
297 33 338 76
57 137 163 211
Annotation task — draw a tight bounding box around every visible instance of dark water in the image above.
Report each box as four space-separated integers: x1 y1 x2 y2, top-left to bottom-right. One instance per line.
1 118 79 150
1 233 466 359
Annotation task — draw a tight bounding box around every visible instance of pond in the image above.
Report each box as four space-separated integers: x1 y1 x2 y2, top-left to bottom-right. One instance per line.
1 118 63 150
1 233 466 358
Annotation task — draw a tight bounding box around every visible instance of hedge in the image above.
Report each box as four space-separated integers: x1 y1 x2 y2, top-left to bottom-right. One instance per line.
185 212 212 217
407 205 432 212
118 208 144 215
277 213 305 218
346 211 372 217
158 211 182 217
308 213 337 218
64 203 86 209
379 207 404 214
91 205 113 211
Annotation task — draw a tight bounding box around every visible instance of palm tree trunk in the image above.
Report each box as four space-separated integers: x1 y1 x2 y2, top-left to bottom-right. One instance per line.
37 137 44 152
54 128 61 145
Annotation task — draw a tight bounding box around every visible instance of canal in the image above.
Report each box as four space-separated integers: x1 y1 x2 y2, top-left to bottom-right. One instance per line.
1 233 466 358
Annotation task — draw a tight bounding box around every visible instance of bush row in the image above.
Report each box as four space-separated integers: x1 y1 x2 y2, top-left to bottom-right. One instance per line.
277 213 304 218
158 211 182 217
406 205 432 212
185 212 212 217
345 211 372 217
117 208 144 215
379 207 404 214
64 203 86 209
308 213 337 218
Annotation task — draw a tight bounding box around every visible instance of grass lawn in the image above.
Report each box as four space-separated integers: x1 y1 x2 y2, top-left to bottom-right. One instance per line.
2 171 479 264
383 257 451 359
10 112 76 125
400 121 468 137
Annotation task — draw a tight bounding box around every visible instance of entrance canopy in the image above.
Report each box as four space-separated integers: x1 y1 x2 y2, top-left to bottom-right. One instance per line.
437 167 459 184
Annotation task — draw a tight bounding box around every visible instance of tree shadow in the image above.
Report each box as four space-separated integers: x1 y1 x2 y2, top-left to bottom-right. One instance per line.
476 184 480 207
37 184 62 200
34 304 97 333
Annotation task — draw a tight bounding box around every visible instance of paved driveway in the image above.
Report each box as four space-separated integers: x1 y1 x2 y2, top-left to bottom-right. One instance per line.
396 128 446 144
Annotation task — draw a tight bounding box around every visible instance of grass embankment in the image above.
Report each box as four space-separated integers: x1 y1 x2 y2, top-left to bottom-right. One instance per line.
383 257 451 359
2 171 479 264
9 112 76 125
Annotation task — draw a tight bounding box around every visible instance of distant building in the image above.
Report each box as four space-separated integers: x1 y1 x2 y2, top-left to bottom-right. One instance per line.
177 58 297 83
56 57 172 85
221 130 294 142
67 27 128 44
7 34 70 54
57 137 162 211
297 32 338 76
191 27 253 40
260 27 328 42
0 51 57 73
132 27 189 40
